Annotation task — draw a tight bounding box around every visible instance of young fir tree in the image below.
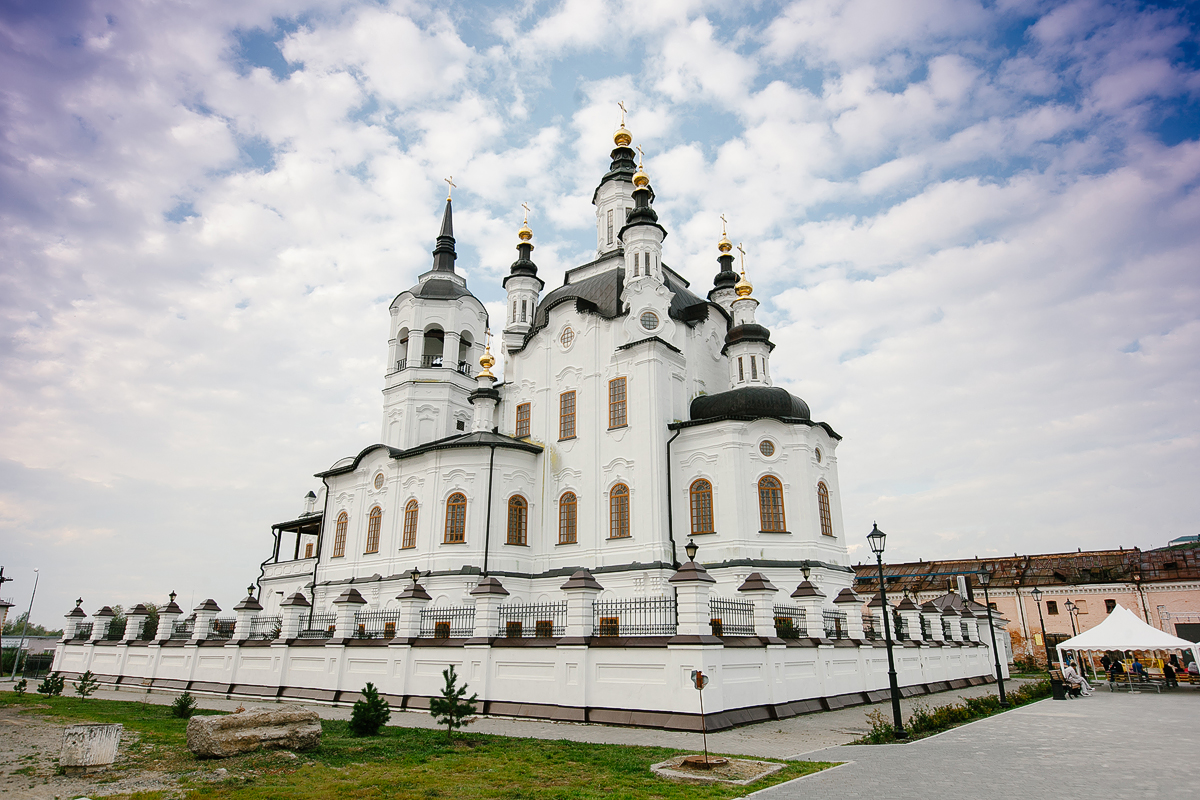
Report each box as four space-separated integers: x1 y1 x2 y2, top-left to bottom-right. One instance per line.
37 672 65 696
349 682 391 736
74 670 99 698
428 665 478 741
171 691 198 718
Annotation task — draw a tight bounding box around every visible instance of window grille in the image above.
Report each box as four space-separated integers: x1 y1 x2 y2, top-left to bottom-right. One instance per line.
402 500 418 549
608 377 627 428
738 357 744 381
591 596 676 637
558 492 577 544
817 482 834 536
515 402 530 438
609 483 630 538
823 609 848 639
709 597 755 637
633 252 640 275
419 605 475 639
171 619 195 640
298 613 336 639
364 506 382 553
773 605 807 639
758 476 786 532
507 495 528 545
559 391 576 439
607 208 613 244
332 511 348 557
304 542 314 558
520 299 527 322
105 618 128 641
248 615 282 640
497 602 566 638
444 493 467 543
74 622 94 640
354 610 402 639
689 479 714 534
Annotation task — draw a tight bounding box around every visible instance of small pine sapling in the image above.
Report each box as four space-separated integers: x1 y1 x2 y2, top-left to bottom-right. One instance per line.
74 670 99 698
37 672 65 696
428 665 478 741
171 691 198 719
349 682 391 736
13 678 27 696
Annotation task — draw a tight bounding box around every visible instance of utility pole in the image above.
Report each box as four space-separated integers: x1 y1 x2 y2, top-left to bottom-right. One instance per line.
10 568 39 681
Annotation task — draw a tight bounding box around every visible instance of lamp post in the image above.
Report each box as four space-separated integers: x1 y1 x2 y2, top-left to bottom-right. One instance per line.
9 568 39 681
1064 600 1079 637
1030 587 1054 669
1132 572 1151 624
977 567 1008 706
867 523 906 739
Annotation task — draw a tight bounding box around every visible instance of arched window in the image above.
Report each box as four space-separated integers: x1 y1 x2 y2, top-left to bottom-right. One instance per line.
508 496 528 545
401 500 418 549
559 492 577 544
609 483 630 539
689 479 714 535
364 506 382 553
444 493 467 543
817 482 834 537
758 476 786 532
332 511 348 557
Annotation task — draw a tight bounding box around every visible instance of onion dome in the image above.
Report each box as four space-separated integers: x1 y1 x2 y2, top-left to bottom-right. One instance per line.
503 210 543 289
614 124 632 147
711 227 738 296
479 333 496 378
735 269 753 298
690 386 810 422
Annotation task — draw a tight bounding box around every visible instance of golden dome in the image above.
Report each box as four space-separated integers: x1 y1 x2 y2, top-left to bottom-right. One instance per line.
735 269 753 298
518 222 533 242
479 332 496 378
633 167 649 187
718 233 732 253
614 125 632 147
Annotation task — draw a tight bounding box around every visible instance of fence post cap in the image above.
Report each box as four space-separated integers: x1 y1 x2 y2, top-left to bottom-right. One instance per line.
832 588 860 605
560 570 604 591
737 573 778 593
281 592 312 607
194 599 221 612
791 581 825 598
470 576 510 596
94 606 116 618
333 587 368 605
669 561 715 584
397 584 432 600
234 595 264 611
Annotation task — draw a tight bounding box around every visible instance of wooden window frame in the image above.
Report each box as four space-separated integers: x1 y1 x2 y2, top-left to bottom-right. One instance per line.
558 492 578 544
304 542 314 559
559 390 576 440
609 483 631 539
758 476 786 532
817 482 834 537
507 495 528 546
444 493 467 544
364 506 382 553
332 511 348 557
689 479 714 535
608 377 627 429
515 402 531 438
401 499 418 549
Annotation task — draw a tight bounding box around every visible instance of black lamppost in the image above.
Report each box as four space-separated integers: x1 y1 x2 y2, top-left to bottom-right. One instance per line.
1064 600 1079 637
867 523 906 739
1030 587 1054 668
977 567 1008 706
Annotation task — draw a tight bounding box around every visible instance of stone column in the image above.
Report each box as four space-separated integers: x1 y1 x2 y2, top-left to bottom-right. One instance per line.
63 600 87 641
331 587 368 642
232 592 263 642
942 606 963 642
191 600 221 642
123 605 150 642
279 593 311 640
668 559 717 641
897 598 923 642
395 583 432 640
155 598 184 640
560 570 603 642
90 607 116 642
832 588 864 640
469 577 509 641
789 581 826 639
921 602 945 642
737 573 781 639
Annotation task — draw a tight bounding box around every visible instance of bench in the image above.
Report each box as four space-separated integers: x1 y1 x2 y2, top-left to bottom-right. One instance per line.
1106 674 1162 693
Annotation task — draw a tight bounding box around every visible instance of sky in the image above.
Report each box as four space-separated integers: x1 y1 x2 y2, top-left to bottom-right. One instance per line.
1 0 1198 626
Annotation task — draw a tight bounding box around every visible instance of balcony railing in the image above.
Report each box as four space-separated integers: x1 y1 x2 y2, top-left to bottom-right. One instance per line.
709 597 755 637
298 613 336 639
248 615 282 640
354 610 402 639
823 609 848 639
393 356 474 377
421 355 443 368
419 605 475 638
592 596 677 637
498 602 566 638
773 605 808 638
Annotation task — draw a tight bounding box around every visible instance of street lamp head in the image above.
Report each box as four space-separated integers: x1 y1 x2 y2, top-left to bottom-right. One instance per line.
684 538 699 562
1030 587 1042 602
801 564 811 581
409 568 422 586
1065 600 1075 612
977 568 991 587
75 597 83 608
867 522 886 556
169 591 177 604
247 584 256 597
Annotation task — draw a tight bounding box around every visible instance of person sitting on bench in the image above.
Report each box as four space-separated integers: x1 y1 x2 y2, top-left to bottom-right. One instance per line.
1063 662 1092 696
1163 660 1178 688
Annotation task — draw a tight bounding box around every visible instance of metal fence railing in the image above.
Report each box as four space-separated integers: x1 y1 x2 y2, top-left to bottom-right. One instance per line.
942 618 954 640
73 622 93 640
592 596 677 637
104 618 128 641
773 605 808 638
920 616 931 639
298 613 337 639
709 597 755 637
497 602 566 638
208 618 237 640
863 615 878 641
354 610 402 639
893 613 908 641
248 615 282 640
419 605 475 639
171 619 195 640
139 617 158 640
823 609 848 639
960 621 971 641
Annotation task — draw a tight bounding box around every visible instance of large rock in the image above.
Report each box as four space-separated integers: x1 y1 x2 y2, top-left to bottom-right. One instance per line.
186 707 321 758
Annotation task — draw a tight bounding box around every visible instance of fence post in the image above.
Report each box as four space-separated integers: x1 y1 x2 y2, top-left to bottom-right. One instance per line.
279 593 311 640
331 587 367 642
469 577 509 641
668 558 716 641
232 592 263 642
960 607 979 642
155 597 183 641
395 583 431 639
942 606 963 642
560 570 603 642
737 573 780 639
898 597 924 641
789 581 826 638
123 605 150 642
63 600 87 641
921 601 945 642
90 607 115 642
833 589 864 640
191 600 221 641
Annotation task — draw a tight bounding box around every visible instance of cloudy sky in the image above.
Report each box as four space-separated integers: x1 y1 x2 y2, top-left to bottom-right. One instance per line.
2 0 1198 624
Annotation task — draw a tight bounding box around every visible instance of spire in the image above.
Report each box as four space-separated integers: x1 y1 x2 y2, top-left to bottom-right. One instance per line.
711 215 738 296
431 197 457 272
621 147 664 235
503 204 544 288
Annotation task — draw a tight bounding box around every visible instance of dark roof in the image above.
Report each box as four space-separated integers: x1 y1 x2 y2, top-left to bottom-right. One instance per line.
317 433 543 479
689 386 811 423
723 323 774 354
412 276 475 300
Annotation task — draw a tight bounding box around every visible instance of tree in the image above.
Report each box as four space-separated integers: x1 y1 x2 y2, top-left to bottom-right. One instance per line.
2 611 63 638
37 672 65 696
171 692 197 718
349 682 391 736
74 670 99 698
13 678 27 696
428 665 477 741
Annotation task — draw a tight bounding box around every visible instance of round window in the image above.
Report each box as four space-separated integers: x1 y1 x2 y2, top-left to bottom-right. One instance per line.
814 448 823 463
759 440 775 457
560 327 575 349
640 311 659 331
373 473 385 490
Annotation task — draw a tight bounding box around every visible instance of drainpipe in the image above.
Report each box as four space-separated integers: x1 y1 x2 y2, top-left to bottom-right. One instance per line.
308 476 332 628
482 444 497 576
665 427 682 569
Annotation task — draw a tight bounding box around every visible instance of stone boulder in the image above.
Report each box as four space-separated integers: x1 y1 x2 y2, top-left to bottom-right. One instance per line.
186 707 321 758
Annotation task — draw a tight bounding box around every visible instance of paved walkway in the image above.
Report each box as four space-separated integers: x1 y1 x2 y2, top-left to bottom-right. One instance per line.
753 689 1200 799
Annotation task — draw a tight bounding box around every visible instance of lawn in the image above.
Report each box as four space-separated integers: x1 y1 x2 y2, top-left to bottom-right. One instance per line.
1 693 833 799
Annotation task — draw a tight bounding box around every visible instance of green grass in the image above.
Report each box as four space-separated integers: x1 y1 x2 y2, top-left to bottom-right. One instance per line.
1 694 833 799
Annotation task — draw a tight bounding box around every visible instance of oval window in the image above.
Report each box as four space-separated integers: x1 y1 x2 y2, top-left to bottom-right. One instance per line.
560 327 575 349
759 440 775 457
373 473 385 490
640 311 659 331
814 447 823 463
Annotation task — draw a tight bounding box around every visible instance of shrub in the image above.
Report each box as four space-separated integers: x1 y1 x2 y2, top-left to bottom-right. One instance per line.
171 691 198 719
429 665 478 741
349 682 391 736
13 678 27 696
861 709 896 743
37 672 65 697
74 670 99 698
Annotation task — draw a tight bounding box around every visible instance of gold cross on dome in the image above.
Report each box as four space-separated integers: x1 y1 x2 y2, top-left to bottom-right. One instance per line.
444 176 456 200
636 145 645 168
618 100 627 125
521 202 531 223
737 243 746 272
720 214 728 235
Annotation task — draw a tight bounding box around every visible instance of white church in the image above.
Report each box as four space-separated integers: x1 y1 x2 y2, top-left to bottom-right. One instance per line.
54 120 1003 730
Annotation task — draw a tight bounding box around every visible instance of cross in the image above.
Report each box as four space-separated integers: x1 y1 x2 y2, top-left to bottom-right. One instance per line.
720 214 728 235
618 100 627 125
521 202 531 223
635 145 645 168
444 176 456 200
737 243 746 273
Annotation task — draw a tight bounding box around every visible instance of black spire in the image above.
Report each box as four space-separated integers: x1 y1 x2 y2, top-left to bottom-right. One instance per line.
431 198 457 272
618 183 667 240
503 234 544 289
712 250 738 295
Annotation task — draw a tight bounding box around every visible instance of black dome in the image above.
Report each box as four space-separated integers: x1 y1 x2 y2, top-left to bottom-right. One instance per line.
723 323 774 353
690 386 810 422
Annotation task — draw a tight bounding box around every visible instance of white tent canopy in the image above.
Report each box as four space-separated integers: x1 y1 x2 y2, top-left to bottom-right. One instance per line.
1055 604 1200 666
